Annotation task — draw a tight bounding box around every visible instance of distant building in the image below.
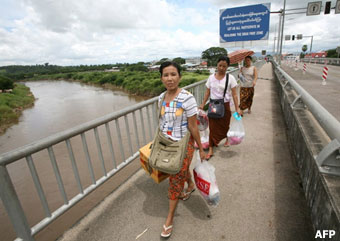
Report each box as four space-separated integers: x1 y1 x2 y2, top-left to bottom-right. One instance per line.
148 65 161 71
282 53 299 61
185 57 202 65
104 66 120 72
200 61 208 67
305 52 327 58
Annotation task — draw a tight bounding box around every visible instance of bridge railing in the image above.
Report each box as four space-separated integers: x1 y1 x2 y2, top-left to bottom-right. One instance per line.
301 57 340 66
0 73 219 240
272 61 340 176
1 61 264 240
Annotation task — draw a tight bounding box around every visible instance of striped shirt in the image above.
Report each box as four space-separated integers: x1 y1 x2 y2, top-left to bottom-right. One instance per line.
158 89 197 141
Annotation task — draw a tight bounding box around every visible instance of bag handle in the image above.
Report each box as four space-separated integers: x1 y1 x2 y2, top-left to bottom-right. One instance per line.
223 73 229 98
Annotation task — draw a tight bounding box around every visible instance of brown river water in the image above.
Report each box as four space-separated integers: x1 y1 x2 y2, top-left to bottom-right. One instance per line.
0 80 150 241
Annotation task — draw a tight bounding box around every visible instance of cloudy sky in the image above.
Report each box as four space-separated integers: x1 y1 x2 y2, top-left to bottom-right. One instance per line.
0 0 339 66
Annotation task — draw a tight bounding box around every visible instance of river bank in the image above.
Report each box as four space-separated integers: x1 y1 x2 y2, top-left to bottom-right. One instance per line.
0 83 35 134
26 70 209 97
0 70 209 135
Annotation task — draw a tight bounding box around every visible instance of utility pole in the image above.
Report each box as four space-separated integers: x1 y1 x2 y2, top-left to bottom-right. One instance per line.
276 11 282 59
279 0 286 65
273 24 277 54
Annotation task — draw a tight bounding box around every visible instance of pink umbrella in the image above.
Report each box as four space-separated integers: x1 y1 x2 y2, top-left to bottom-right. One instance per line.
228 49 254 65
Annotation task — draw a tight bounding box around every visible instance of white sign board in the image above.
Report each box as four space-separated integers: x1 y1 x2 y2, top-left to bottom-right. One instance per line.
307 1 322 16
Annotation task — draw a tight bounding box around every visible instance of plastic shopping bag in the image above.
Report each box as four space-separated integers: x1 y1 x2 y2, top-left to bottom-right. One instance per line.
197 109 209 131
227 112 245 145
193 151 220 206
194 128 209 150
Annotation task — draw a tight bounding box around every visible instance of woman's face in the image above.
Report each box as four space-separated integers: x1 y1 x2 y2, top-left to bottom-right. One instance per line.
161 65 181 91
217 60 228 75
245 57 252 67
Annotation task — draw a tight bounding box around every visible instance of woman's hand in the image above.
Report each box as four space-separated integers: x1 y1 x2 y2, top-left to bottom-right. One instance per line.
199 149 207 162
252 81 256 87
199 104 204 110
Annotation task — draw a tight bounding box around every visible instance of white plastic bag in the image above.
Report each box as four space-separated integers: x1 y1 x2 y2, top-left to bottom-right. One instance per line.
193 151 220 206
227 112 245 145
197 109 209 131
194 128 209 149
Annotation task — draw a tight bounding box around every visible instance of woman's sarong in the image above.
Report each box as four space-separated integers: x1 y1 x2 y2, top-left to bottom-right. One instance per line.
208 102 231 147
239 87 254 111
168 136 194 200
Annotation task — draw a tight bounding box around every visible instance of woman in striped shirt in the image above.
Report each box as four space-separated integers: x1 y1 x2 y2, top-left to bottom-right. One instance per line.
158 61 206 238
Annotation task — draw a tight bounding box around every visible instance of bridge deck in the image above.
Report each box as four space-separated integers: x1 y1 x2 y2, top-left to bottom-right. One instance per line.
57 63 314 241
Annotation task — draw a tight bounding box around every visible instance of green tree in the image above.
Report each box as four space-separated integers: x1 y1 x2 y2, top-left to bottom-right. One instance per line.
156 58 170 65
201 47 228 67
326 48 337 58
300 45 308 59
172 57 185 65
0 75 14 91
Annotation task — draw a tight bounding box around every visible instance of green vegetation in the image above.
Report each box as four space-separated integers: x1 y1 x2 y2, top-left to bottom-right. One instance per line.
0 83 35 134
201 47 228 67
326 48 338 58
0 63 125 80
172 57 186 65
27 70 210 97
0 75 14 91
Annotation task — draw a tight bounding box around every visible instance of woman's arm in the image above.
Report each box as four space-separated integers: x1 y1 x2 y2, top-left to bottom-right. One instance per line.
253 67 258 87
188 115 206 161
231 87 240 114
199 88 210 109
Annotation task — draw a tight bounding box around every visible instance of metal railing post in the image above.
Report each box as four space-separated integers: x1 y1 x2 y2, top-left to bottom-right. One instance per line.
0 166 34 241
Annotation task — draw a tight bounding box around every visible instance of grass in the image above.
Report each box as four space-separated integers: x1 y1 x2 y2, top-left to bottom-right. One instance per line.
0 83 35 134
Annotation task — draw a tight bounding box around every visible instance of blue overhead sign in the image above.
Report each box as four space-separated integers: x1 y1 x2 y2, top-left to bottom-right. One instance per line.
220 3 271 44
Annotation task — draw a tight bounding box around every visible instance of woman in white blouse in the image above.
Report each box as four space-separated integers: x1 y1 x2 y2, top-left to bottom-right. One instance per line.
199 56 240 159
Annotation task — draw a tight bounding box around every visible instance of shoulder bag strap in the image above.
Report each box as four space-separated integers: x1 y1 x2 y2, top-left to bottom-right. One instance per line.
223 73 229 97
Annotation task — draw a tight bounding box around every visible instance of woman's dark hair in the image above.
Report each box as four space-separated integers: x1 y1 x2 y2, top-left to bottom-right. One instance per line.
217 56 230 66
245 55 252 61
159 61 181 76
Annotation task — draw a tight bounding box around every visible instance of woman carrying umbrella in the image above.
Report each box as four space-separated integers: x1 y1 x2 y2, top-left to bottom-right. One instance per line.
199 56 240 160
239 55 258 115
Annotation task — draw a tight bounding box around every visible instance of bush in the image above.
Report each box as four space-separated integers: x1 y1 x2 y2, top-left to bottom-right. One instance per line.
99 75 112 84
180 77 197 87
0 75 14 91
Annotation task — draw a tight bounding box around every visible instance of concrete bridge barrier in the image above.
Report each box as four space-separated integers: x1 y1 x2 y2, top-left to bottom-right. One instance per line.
273 63 340 240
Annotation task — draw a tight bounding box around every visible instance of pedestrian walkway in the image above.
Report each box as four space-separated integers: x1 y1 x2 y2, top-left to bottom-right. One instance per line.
58 63 314 241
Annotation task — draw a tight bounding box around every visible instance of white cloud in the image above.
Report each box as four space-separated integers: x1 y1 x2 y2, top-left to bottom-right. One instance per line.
0 0 339 65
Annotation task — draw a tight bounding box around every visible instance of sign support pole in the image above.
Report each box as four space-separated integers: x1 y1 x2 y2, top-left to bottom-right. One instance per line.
279 0 286 66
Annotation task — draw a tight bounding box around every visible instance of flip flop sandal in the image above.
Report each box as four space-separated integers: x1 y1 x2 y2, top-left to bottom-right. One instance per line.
206 154 214 160
180 188 196 201
161 224 173 238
